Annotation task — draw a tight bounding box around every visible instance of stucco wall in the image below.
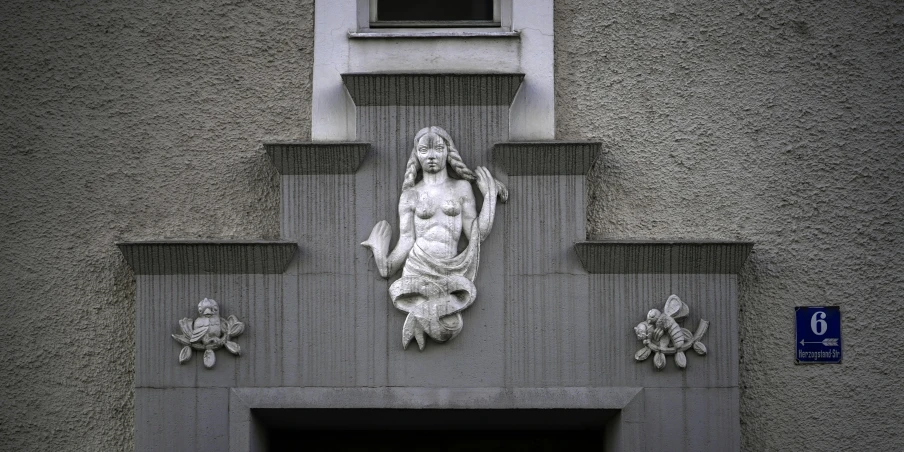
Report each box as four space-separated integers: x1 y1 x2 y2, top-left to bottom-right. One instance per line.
0 1 313 450
2 0 902 451
555 1 903 450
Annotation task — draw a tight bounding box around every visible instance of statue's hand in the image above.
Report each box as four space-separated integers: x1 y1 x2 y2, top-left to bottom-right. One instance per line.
475 166 497 199
361 220 391 255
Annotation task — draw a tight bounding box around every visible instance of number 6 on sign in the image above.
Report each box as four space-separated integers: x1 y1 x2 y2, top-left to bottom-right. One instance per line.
795 306 842 364
810 311 827 335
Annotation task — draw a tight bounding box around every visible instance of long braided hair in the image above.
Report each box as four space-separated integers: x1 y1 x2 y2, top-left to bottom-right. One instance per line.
401 126 508 201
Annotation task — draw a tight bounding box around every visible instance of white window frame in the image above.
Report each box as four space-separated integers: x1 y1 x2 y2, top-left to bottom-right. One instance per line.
357 0 512 32
313 0 553 141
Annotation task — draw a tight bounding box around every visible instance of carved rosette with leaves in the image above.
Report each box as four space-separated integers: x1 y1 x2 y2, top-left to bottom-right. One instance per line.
171 298 245 369
634 294 709 370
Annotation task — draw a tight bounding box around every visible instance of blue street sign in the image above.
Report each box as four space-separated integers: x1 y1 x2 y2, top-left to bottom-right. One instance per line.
795 306 842 364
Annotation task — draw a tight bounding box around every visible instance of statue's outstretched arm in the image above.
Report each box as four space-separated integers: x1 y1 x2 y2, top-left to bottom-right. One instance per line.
361 190 416 278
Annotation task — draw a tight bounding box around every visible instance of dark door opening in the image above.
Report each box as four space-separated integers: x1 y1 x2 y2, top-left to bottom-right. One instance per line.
254 408 614 451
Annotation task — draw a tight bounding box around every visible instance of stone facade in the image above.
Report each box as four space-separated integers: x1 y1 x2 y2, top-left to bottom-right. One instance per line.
2 1 903 451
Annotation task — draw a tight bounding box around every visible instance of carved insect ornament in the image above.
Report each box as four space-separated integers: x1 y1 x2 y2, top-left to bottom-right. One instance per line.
634 294 709 370
648 294 690 348
171 298 245 369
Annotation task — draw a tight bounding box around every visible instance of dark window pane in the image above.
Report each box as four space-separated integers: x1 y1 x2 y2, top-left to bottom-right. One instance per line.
377 0 494 22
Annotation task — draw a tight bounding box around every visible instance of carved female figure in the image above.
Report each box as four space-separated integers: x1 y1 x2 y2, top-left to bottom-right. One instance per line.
362 126 507 350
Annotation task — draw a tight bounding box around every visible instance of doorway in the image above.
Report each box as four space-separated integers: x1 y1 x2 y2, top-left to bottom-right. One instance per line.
254 408 613 451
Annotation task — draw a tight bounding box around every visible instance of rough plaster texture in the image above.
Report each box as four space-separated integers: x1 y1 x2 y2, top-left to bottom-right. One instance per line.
2 0 902 451
0 1 313 450
555 1 904 450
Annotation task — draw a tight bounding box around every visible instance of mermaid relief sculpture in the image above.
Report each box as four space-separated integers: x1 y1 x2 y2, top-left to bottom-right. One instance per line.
362 126 508 350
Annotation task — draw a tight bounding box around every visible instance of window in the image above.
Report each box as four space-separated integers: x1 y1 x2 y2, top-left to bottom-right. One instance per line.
369 0 500 28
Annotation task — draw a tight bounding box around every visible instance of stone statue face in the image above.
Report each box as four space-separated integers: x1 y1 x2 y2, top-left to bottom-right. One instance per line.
415 133 448 174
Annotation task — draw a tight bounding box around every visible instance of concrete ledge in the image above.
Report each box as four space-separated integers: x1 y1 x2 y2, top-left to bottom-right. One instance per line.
341 73 524 106
349 31 520 39
574 240 753 274
493 141 603 175
264 142 370 174
229 386 641 451
118 241 297 275
230 386 641 410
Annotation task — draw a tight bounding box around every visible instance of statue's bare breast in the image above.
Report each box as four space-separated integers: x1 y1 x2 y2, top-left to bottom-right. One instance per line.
413 185 466 257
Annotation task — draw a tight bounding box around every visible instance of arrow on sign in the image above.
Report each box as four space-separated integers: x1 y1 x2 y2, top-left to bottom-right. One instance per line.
800 338 839 347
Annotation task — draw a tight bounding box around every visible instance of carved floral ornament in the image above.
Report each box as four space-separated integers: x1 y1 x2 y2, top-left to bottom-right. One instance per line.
362 126 508 350
634 294 709 370
171 298 245 368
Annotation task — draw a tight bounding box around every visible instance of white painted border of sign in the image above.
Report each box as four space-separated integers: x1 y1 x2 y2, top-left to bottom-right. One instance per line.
794 306 843 365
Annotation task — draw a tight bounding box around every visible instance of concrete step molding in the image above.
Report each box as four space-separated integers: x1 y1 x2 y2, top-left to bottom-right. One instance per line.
117 240 298 274
493 141 603 175
264 142 371 174
574 240 753 274
341 72 525 106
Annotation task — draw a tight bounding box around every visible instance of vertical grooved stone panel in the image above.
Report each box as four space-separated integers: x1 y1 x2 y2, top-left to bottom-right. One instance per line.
588 274 738 388
641 388 740 451
342 73 524 106
127 69 746 451
136 388 229 452
280 175 357 275
354 102 510 387
294 274 359 386
504 275 590 386
505 175 586 275
137 274 284 388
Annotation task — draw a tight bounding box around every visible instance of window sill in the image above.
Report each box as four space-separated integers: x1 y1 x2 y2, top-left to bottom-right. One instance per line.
348 30 520 39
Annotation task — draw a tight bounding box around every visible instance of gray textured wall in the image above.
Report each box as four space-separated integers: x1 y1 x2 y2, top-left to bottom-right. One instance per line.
555 1 903 450
1 0 902 451
0 1 313 450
